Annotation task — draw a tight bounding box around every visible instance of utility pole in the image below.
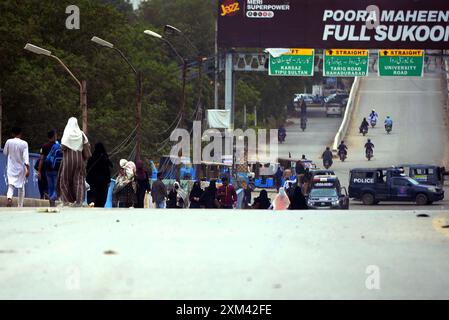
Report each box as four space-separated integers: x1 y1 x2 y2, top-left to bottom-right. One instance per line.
180 60 188 127
136 71 143 161
255 105 257 127
81 80 88 135
0 88 2 147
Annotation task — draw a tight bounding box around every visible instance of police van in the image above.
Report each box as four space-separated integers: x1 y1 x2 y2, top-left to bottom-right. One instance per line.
307 175 349 209
348 167 444 205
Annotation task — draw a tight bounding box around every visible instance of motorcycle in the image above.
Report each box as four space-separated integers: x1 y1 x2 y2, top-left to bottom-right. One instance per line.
338 150 347 162
366 148 373 161
361 126 368 136
369 117 377 128
300 117 307 131
385 124 392 134
323 159 333 169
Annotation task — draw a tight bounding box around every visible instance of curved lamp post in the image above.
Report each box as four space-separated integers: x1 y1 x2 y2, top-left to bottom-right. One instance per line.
91 36 142 161
144 29 187 127
24 43 88 134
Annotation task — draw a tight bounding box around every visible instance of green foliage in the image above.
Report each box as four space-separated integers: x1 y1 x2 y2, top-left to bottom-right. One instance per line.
0 0 312 166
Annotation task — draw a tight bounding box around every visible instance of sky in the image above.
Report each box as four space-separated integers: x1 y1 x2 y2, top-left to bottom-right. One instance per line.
130 0 142 10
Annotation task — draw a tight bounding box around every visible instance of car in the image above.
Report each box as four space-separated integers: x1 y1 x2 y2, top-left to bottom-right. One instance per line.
348 167 444 205
309 168 335 178
307 175 349 209
293 93 314 105
325 93 349 117
398 164 445 187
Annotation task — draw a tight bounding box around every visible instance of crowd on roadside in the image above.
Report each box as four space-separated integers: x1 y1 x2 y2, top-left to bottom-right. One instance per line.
3 116 310 210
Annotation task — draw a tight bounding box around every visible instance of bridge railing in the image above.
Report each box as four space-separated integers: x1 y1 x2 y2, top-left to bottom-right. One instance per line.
332 77 361 152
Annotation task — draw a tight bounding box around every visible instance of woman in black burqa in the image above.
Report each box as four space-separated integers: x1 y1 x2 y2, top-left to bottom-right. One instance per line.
189 181 204 208
86 142 113 207
289 185 308 210
135 160 151 208
199 180 219 208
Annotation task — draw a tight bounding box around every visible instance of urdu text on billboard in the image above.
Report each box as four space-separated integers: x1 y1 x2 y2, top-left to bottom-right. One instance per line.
217 0 449 49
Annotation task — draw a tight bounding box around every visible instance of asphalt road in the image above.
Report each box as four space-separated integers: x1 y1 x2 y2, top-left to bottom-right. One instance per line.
280 107 342 161
0 208 448 300
280 75 449 210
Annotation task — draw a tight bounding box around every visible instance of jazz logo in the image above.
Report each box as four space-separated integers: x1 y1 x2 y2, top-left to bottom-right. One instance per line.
221 1 240 17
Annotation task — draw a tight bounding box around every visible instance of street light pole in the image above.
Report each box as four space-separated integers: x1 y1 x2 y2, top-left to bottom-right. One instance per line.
24 43 88 134
91 36 142 161
162 25 206 123
144 30 187 128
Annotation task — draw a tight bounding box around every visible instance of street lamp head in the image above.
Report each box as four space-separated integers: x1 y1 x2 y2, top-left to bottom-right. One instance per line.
91 36 114 48
24 43 51 56
144 30 163 39
164 25 182 34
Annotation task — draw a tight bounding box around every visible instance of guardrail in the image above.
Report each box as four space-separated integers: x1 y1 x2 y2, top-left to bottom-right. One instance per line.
332 77 361 152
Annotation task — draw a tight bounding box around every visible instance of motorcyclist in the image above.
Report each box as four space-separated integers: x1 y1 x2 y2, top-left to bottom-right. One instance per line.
359 117 369 133
278 126 286 141
368 109 378 124
337 141 348 156
322 146 334 168
384 116 393 129
365 139 374 156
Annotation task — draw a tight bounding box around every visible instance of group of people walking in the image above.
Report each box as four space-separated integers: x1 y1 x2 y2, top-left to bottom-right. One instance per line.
4 117 93 207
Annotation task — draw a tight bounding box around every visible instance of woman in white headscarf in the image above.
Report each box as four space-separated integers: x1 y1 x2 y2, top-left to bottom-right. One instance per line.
57 117 91 206
272 187 290 211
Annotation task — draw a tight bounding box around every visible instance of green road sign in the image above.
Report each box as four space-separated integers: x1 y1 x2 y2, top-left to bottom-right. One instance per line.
269 49 314 77
378 49 424 77
324 49 369 77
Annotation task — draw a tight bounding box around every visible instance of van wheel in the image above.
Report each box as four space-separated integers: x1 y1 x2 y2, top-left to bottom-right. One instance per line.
415 193 428 206
362 193 375 205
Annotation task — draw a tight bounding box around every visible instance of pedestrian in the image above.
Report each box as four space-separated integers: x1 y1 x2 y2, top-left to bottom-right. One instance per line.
3 127 29 207
189 181 204 208
199 179 219 208
86 142 113 207
274 166 283 192
57 117 91 206
135 160 150 208
112 159 136 208
151 172 167 209
252 189 271 209
217 176 237 209
272 187 290 210
167 181 186 208
289 185 308 210
36 130 56 200
37 129 57 204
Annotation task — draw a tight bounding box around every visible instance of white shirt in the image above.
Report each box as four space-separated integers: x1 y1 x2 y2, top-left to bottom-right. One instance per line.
3 138 29 188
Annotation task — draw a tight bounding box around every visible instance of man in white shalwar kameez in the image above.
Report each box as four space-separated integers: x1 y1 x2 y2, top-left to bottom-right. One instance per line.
3 127 29 207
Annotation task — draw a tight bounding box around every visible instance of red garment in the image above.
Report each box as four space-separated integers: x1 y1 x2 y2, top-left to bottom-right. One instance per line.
217 184 237 208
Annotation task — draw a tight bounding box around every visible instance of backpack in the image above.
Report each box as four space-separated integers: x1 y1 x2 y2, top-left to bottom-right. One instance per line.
45 142 63 171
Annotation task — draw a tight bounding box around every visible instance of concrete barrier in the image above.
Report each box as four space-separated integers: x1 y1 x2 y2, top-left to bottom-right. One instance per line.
0 196 61 207
332 77 361 152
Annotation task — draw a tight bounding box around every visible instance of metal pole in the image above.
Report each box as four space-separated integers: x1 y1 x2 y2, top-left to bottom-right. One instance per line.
180 60 187 127
136 71 143 161
198 57 203 121
244 104 247 129
0 88 2 147
81 80 87 134
214 18 219 109
255 105 257 127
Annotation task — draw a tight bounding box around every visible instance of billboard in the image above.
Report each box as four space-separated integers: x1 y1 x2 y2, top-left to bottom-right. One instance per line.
217 0 449 49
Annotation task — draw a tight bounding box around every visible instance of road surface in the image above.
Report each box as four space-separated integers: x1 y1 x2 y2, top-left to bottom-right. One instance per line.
329 74 449 209
280 108 342 161
0 208 448 299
